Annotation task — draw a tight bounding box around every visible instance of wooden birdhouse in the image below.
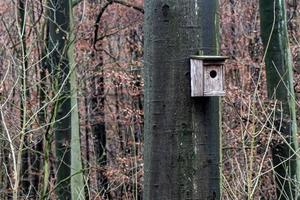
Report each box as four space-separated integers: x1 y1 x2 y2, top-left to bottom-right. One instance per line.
190 55 228 97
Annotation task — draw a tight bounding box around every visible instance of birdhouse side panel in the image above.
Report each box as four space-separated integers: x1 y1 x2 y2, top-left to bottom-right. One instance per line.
191 59 203 96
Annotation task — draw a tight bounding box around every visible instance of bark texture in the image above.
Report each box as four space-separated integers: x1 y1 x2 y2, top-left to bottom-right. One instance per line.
260 0 300 199
48 0 85 199
68 0 85 198
143 1 221 199
48 1 72 198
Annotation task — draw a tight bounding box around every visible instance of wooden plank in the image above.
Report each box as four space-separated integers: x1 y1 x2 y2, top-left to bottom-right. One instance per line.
203 62 225 66
203 66 225 96
190 55 229 61
191 59 203 96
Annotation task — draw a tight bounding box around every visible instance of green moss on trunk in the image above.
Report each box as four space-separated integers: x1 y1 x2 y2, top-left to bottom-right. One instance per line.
48 0 85 199
260 0 300 199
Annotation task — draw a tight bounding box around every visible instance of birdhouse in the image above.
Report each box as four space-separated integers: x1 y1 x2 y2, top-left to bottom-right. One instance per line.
190 55 228 97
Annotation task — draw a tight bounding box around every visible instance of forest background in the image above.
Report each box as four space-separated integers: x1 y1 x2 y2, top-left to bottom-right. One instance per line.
0 0 299 199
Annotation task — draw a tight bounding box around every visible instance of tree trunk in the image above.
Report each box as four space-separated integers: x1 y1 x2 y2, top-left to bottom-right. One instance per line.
48 0 85 199
68 1 85 199
90 65 109 197
259 0 300 199
17 0 30 198
143 1 221 200
40 17 51 198
48 1 71 198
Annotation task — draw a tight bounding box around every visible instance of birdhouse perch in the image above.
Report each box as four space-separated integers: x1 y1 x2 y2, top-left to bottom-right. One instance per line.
190 55 228 97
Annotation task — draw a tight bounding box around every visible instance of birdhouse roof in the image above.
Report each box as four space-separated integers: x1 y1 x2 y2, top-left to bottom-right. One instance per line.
190 55 229 61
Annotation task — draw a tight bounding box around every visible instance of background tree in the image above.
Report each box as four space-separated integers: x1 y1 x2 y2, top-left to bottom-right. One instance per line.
260 0 300 199
47 0 85 199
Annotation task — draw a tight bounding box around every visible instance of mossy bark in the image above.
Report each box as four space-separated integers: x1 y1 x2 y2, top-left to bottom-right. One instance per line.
68 0 85 199
143 1 221 199
260 0 300 199
48 0 85 199
48 1 71 198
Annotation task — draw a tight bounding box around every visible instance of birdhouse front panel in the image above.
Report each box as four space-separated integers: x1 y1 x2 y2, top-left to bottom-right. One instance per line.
203 66 224 96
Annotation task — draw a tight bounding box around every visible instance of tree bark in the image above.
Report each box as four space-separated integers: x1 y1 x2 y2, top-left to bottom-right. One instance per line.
90 64 109 198
68 1 86 199
259 0 300 199
17 0 31 198
48 1 71 198
48 0 85 199
143 1 221 199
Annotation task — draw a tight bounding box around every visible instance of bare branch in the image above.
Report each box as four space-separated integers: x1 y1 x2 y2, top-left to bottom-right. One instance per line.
108 0 144 14
72 0 82 7
93 0 144 50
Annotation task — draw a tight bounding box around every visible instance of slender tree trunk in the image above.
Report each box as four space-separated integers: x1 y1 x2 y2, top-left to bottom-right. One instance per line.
68 2 86 199
144 1 221 199
48 0 85 199
84 92 91 200
40 45 49 199
48 1 71 198
17 0 30 198
90 65 109 197
38 7 55 198
295 2 300 70
260 0 300 199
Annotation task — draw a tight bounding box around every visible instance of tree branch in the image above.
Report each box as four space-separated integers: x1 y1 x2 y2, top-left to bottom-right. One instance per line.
72 0 82 7
93 1 112 50
108 0 144 13
93 0 144 50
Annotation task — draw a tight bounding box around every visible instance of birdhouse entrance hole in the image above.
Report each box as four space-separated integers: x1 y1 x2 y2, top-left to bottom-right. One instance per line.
209 70 217 78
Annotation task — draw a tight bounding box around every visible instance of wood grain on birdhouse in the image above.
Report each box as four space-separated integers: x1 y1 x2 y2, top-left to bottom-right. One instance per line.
203 66 224 96
191 59 203 96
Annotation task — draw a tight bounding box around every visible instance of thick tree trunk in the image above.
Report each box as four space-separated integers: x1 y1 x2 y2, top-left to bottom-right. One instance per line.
259 0 300 199
143 1 221 200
